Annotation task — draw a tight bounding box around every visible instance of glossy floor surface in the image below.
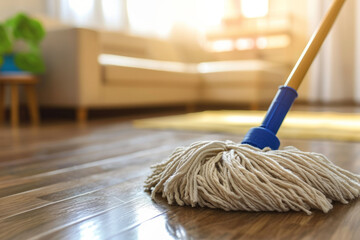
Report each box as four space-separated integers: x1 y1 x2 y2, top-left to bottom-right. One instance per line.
0 117 360 240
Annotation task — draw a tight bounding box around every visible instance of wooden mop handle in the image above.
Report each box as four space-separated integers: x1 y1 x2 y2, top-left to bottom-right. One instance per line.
284 0 346 90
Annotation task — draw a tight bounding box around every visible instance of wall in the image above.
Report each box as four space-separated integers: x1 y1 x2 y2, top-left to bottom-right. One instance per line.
0 0 46 20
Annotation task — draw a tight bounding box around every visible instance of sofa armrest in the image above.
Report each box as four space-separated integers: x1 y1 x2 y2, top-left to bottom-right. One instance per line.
39 27 101 107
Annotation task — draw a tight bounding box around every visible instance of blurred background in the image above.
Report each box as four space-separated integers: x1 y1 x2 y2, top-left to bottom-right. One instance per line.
1 0 360 123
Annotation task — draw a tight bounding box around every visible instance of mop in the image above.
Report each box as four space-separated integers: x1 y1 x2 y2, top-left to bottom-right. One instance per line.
144 0 360 214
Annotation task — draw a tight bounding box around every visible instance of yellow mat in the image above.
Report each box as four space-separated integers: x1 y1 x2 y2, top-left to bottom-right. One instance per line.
134 110 360 142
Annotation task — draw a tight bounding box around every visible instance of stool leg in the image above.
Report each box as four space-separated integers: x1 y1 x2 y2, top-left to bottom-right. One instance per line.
25 85 40 125
250 102 259 110
0 84 5 125
186 103 196 113
10 85 19 127
77 107 88 123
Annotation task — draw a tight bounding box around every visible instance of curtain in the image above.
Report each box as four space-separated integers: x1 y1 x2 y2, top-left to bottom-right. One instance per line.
308 0 359 103
47 0 128 31
47 0 225 39
356 0 360 103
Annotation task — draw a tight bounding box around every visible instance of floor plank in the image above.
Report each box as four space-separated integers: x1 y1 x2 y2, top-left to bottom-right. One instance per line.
0 116 359 240
115 199 360 240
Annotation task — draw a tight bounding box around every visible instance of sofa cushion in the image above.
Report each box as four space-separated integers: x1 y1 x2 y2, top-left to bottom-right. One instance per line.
99 54 200 88
99 54 290 104
200 60 288 84
199 60 290 104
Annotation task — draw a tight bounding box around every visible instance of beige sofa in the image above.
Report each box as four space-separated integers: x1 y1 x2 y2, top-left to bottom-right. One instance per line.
39 27 291 121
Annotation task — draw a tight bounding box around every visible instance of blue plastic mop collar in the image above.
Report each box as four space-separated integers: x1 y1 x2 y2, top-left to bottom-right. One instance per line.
243 0 347 149
241 86 298 150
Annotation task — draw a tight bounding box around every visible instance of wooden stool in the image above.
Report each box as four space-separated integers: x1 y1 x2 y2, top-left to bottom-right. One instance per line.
0 74 40 127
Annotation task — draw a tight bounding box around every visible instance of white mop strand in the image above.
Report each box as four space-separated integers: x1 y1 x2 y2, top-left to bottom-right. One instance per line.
144 141 360 215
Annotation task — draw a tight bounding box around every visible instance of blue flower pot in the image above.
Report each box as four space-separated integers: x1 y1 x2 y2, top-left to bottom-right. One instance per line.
0 54 22 73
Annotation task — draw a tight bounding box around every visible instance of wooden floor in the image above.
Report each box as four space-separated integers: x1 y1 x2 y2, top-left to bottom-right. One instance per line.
0 116 360 240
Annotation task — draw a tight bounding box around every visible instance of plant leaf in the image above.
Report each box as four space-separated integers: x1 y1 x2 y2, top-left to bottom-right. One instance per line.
0 24 12 54
14 52 45 73
6 13 45 44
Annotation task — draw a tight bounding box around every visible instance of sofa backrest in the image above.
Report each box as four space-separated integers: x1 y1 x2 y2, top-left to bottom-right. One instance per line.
99 31 219 63
100 31 186 62
99 31 147 58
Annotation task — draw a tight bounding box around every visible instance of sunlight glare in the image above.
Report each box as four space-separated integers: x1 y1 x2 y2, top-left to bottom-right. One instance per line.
235 38 255 50
209 39 234 52
256 35 291 49
197 0 225 30
256 37 268 49
127 0 174 38
79 220 100 240
241 0 269 18
68 0 94 16
101 0 123 29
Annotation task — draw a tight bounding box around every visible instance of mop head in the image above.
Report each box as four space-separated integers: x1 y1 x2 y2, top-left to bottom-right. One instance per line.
144 140 360 215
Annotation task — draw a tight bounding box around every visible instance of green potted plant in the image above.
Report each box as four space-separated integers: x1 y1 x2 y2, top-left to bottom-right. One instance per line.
0 13 46 74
